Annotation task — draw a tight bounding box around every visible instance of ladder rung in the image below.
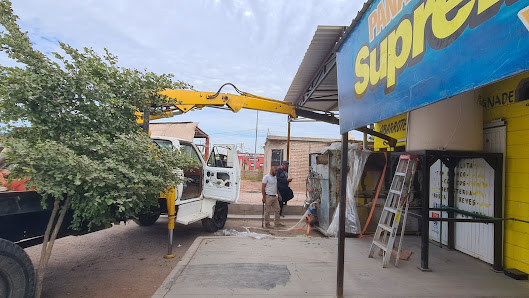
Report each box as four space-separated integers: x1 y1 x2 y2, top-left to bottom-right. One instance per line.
373 240 388 251
384 206 398 213
389 189 402 195
395 172 406 177
378 223 392 231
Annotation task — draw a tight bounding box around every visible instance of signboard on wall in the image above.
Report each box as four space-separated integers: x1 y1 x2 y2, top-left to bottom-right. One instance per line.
374 113 407 150
429 158 495 264
337 0 529 133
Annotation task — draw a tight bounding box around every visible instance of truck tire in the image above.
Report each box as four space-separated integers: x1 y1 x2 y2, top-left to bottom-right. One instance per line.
0 238 35 298
201 202 228 232
133 211 161 226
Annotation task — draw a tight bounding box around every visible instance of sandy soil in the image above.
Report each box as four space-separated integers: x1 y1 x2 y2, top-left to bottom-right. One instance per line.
238 180 306 206
24 217 320 298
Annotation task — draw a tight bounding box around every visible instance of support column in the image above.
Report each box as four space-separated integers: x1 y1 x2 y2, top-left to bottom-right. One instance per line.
337 132 348 297
447 160 456 250
419 156 431 271
287 118 291 161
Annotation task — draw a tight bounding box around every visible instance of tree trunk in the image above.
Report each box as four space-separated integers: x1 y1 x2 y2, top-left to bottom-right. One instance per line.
35 195 71 298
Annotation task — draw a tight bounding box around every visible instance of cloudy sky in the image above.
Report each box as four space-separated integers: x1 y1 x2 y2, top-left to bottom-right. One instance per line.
5 0 364 152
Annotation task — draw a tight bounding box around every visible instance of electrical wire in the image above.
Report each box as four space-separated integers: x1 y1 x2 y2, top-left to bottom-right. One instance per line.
442 99 462 149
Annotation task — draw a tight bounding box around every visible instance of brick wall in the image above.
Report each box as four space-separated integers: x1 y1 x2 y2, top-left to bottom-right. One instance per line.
288 141 335 191
263 138 339 192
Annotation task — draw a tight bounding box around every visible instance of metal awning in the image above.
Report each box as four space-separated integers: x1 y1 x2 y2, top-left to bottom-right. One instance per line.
284 25 345 113
283 23 397 145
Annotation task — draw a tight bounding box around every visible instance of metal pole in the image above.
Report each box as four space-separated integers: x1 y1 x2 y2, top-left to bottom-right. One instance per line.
287 118 291 161
447 161 455 250
363 127 367 150
419 156 431 271
143 107 150 133
493 155 503 271
254 111 259 170
337 132 348 297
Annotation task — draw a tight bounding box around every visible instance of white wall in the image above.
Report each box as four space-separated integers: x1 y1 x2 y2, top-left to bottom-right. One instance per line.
407 90 483 151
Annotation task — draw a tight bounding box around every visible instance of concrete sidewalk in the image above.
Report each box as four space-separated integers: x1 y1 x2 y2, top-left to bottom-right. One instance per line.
153 235 529 297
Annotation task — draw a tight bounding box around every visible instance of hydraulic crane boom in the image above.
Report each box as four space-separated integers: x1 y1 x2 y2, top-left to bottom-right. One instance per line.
138 83 395 146
158 84 297 118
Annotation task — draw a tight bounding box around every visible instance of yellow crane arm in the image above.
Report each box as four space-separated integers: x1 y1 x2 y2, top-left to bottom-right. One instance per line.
158 88 297 118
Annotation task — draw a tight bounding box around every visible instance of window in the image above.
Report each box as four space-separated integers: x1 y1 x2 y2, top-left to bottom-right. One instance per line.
180 143 202 165
207 146 233 168
153 139 173 150
271 149 283 167
516 78 529 102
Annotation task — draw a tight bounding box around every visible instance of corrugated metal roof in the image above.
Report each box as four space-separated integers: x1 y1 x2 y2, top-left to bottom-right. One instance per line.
283 3 373 114
334 1 373 52
283 26 345 111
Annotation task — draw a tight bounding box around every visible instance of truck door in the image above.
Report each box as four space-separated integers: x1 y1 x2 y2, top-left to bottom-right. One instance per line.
203 144 240 203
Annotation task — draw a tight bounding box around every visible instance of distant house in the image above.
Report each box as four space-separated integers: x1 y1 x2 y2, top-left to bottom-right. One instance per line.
238 152 264 170
263 136 341 192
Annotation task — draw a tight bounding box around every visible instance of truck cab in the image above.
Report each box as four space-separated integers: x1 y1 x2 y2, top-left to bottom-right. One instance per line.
135 136 240 232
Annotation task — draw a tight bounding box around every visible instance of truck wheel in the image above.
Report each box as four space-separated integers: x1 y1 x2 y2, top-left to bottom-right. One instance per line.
133 211 161 226
0 238 35 298
201 202 228 232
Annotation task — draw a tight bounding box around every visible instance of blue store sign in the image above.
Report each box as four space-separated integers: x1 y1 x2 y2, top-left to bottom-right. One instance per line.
337 0 529 133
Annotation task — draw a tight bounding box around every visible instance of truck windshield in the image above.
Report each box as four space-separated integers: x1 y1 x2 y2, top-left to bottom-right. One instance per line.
153 139 173 150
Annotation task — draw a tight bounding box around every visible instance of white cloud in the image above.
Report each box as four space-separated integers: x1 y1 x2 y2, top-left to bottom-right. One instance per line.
7 0 364 152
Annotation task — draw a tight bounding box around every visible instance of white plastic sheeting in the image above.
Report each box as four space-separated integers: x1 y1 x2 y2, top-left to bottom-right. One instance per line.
214 227 273 239
327 146 371 236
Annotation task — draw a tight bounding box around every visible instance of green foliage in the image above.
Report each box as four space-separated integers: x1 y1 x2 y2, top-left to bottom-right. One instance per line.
0 0 193 229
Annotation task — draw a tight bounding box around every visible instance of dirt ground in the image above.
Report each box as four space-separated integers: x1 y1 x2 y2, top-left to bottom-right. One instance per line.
238 180 306 206
24 217 320 298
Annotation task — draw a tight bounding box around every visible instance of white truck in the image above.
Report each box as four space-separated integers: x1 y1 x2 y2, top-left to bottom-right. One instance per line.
144 136 240 232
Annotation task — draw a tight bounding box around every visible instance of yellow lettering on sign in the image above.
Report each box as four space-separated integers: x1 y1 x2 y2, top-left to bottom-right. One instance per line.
354 45 370 98
432 0 476 40
412 0 434 59
370 38 388 86
387 19 412 89
353 0 514 99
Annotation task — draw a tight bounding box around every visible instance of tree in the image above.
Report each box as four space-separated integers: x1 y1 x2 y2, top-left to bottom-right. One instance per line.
0 1 193 296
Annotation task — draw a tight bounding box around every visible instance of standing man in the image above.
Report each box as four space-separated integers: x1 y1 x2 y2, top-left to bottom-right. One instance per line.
262 166 285 228
277 161 294 216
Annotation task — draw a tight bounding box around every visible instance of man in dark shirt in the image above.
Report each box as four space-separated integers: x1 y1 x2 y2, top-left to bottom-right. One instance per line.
277 161 294 216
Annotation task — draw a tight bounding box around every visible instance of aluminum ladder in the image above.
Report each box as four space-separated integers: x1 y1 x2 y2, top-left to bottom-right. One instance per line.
368 154 418 268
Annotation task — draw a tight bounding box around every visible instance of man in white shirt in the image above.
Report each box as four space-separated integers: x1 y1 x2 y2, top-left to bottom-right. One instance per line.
261 166 285 228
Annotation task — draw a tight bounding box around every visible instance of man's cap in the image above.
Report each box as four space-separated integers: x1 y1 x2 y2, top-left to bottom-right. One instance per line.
282 161 289 166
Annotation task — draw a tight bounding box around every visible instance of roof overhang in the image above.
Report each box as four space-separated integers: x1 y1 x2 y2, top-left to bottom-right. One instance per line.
284 22 397 146
284 25 345 113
